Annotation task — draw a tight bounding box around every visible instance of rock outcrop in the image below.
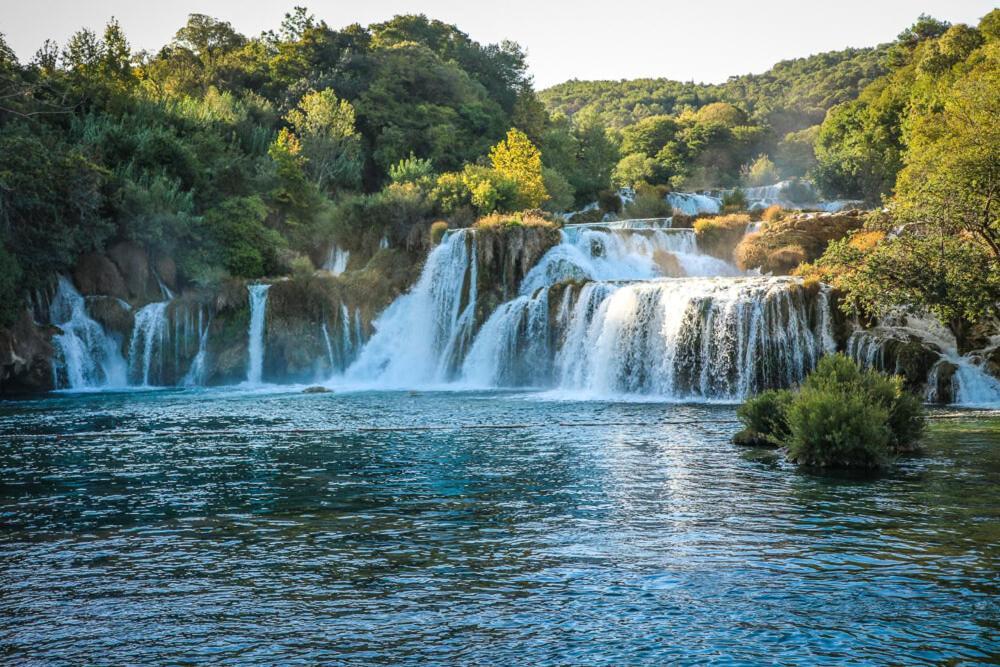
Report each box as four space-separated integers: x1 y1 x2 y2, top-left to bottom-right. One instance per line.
736 210 865 274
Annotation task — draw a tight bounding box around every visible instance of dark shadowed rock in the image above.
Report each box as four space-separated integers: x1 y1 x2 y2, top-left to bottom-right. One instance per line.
73 253 128 299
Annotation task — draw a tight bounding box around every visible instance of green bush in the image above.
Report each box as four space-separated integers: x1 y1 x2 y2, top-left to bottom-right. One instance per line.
734 389 792 446
735 354 925 469
786 388 891 468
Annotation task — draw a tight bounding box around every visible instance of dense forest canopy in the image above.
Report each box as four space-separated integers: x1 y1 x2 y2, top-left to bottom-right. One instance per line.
0 8 997 337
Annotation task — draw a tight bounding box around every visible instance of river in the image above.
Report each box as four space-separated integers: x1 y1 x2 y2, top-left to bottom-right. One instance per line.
1 388 997 664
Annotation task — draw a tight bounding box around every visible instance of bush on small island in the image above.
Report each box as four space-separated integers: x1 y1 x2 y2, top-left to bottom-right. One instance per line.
734 354 925 469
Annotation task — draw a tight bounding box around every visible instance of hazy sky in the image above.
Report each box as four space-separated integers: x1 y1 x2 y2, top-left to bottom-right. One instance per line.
3 0 996 88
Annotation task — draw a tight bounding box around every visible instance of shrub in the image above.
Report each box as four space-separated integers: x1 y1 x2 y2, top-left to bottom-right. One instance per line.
786 388 892 468
734 389 793 446
741 154 779 187
765 244 808 274
761 204 784 223
694 213 750 259
624 183 672 219
721 188 747 212
735 210 864 273
597 189 623 214
472 211 558 231
738 354 926 469
429 221 448 245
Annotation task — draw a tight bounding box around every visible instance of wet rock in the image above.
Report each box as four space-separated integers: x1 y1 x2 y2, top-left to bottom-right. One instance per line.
929 361 958 404
303 386 331 394
85 296 135 356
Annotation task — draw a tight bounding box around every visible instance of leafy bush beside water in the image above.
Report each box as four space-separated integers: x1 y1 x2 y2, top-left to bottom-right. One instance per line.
735 354 925 469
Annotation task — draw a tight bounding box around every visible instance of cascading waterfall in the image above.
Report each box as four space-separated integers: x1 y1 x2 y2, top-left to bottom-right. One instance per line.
345 221 839 399
520 227 739 297
847 316 1000 406
183 307 211 387
323 244 351 275
48 276 128 389
345 230 477 386
462 277 834 399
666 192 722 216
246 284 271 385
128 301 169 386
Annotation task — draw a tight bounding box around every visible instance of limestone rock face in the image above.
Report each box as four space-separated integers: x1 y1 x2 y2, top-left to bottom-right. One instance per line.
0 311 55 393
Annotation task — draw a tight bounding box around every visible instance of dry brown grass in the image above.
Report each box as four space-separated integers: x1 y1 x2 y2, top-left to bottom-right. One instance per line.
693 214 752 260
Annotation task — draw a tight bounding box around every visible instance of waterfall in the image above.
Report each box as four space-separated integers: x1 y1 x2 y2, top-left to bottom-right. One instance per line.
246 284 270 385
323 244 350 275
346 230 477 386
321 321 336 371
666 192 722 216
951 358 1000 406
520 227 739 296
127 301 169 386
183 307 210 387
344 223 840 399
462 277 834 399
848 316 1000 407
48 277 128 390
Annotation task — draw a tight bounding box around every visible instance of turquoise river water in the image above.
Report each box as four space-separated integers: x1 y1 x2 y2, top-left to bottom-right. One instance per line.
1 388 998 665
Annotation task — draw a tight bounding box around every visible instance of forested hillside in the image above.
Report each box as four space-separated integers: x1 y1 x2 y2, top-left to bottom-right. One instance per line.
540 45 889 129
0 11 622 325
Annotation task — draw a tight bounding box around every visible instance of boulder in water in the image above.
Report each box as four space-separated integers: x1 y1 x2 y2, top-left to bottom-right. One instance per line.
302 386 332 394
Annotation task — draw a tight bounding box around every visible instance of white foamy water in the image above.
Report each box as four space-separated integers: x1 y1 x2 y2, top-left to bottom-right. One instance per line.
246 284 270 385
49 277 128 390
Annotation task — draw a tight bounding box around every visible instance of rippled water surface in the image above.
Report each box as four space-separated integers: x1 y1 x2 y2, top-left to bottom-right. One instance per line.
1 388 998 665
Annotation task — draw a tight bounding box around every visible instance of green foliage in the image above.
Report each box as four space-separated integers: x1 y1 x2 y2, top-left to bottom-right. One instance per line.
741 154 779 187
202 196 284 278
624 184 672 219
489 128 548 208
389 153 435 185
613 153 661 189
808 21 1000 331
0 243 23 327
737 354 925 469
285 89 363 193
735 389 793 445
721 188 748 211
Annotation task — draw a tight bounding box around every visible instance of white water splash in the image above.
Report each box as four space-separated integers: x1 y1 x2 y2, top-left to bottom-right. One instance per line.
345 231 477 386
127 301 169 386
48 277 128 390
323 244 351 276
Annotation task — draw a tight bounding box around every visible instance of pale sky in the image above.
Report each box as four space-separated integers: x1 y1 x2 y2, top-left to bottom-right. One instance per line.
2 0 995 88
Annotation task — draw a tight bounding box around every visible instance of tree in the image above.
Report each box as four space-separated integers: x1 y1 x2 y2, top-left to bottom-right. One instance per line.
612 153 659 189
741 154 779 186
285 89 363 193
489 128 547 208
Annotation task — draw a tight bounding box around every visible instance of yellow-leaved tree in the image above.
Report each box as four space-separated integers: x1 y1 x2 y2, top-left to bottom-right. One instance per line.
489 128 548 209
